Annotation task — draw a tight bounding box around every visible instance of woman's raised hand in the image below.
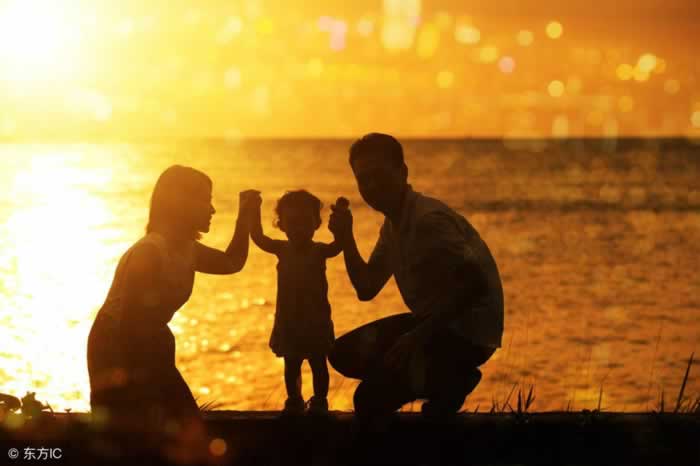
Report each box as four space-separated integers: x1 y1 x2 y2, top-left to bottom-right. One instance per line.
239 190 262 213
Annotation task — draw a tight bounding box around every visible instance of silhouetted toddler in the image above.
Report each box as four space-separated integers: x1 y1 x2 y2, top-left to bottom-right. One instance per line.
250 190 343 415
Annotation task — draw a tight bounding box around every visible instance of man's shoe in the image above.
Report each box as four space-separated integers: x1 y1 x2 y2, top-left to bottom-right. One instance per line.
420 400 459 421
422 368 482 420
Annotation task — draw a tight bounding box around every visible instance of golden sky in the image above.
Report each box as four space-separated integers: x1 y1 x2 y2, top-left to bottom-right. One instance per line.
0 0 698 139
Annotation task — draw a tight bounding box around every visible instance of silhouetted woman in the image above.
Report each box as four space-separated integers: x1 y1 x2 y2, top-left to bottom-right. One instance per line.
87 165 258 430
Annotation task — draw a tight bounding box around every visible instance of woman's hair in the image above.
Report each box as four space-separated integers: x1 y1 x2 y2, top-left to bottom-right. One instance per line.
274 190 323 230
146 165 212 240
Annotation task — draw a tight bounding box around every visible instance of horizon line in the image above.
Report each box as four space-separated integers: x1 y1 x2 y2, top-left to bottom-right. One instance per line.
1 135 699 144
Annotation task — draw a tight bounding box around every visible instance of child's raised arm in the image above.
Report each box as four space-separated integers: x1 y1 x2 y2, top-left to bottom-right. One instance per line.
251 202 285 255
320 241 343 258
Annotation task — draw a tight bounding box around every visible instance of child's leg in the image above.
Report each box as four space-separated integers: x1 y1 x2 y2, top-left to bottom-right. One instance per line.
284 356 303 400
308 355 329 399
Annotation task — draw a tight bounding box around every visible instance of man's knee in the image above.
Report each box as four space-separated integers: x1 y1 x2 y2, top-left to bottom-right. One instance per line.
328 343 351 377
461 367 482 393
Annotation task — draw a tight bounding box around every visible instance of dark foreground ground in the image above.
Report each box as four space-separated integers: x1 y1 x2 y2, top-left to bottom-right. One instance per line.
1 411 699 466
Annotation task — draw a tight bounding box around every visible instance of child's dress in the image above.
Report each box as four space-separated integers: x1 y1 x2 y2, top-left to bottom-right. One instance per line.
270 242 334 358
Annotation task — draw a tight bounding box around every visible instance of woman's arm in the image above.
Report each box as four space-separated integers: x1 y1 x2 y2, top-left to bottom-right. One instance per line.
194 190 258 274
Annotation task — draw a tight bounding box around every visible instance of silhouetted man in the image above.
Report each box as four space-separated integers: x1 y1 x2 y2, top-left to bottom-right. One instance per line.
329 133 504 420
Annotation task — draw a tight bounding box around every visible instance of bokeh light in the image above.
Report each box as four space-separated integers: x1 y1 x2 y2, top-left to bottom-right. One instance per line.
516 29 534 46
616 64 634 81
381 0 421 51
224 68 242 89
0 1 695 138
548 80 565 97
633 68 650 82
455 24 481 44
637 53 658 73
209 438 227 457
551 114 569 138
546 21 563 39
217 16 242 44
692 111 700 128
498 56 516 74
479 45 500 63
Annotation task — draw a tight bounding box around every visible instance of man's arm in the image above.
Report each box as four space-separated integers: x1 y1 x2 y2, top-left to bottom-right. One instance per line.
328 200 392 300
341 233 392 301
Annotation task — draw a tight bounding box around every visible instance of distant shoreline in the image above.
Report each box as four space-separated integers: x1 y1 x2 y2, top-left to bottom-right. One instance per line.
0 136 699 146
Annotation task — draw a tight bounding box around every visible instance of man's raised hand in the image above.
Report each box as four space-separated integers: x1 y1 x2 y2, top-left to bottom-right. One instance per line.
329 197 353 244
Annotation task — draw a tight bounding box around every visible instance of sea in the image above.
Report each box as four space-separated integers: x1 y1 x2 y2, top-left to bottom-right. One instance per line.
0 138 698 413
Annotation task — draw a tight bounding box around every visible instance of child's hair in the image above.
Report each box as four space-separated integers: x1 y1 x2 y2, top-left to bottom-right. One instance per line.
274 190 323 230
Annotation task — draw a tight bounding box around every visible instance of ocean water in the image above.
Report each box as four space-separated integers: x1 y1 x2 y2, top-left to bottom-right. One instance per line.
0 138 698 413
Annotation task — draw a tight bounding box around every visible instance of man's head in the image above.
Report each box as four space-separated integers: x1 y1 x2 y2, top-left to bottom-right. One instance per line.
349 133 408 215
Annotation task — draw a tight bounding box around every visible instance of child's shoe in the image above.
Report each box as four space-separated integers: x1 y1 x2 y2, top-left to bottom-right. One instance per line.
306 396 329 416
281 396 305 416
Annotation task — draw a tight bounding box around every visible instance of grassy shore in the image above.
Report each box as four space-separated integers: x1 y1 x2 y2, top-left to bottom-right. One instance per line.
1 355 697 465
1 409 699 466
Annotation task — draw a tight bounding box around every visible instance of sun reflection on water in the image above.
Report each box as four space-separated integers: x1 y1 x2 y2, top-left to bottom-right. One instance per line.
1 149 118 411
